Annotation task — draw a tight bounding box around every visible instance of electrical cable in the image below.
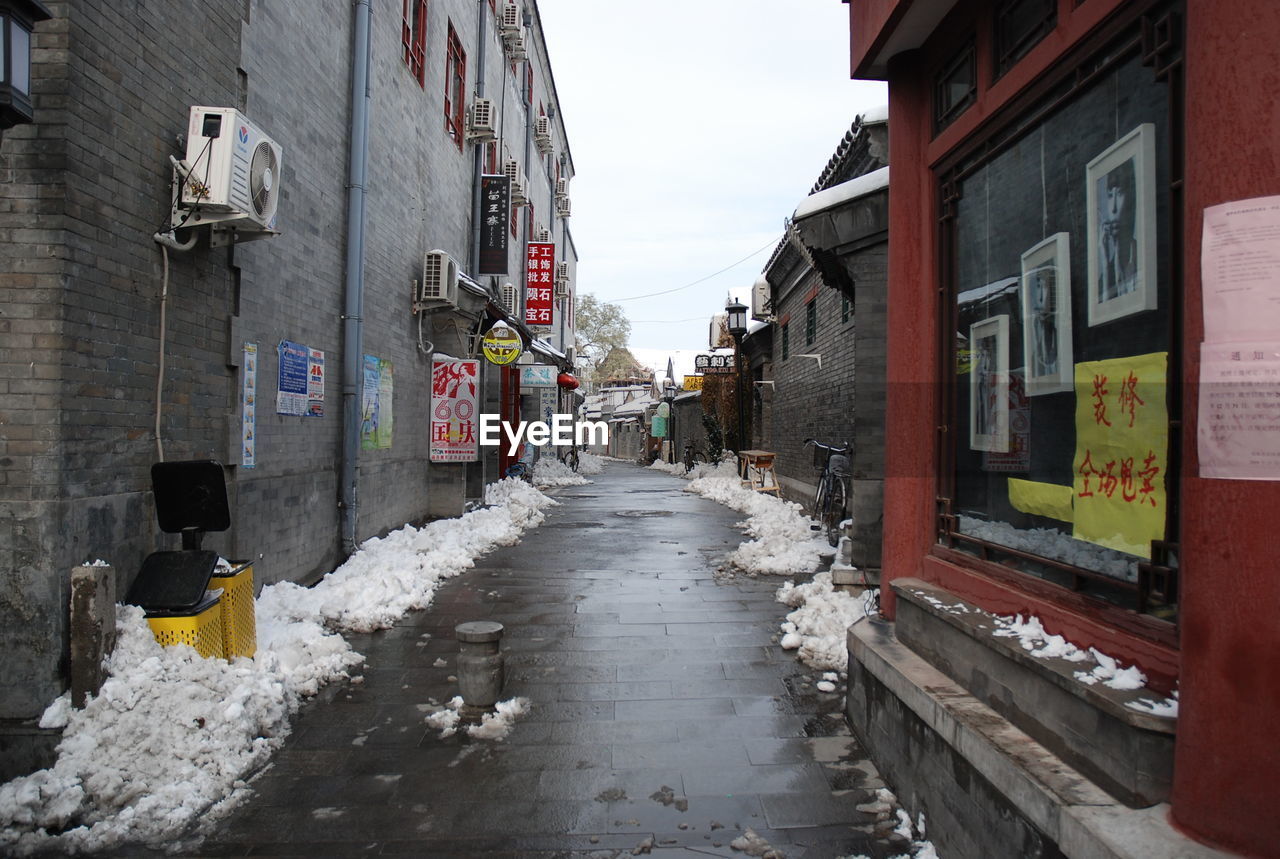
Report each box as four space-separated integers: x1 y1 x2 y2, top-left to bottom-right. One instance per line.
609 234 781 302
155 244 169 462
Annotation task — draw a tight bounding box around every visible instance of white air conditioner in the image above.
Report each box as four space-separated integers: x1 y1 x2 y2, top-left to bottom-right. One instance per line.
499 1 521 33
179 106 283 230
556 261 569 280
534 115 552 154
503 159 528 206
417 249 459 310
555 195 571 218
467 98 496 142
554 278 569 299
503 33 527 62
536 227 551 243
555 177 569 197
500 282 518 312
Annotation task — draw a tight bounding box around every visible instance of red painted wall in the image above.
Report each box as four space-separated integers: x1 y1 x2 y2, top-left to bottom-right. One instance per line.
1173 2 1280 853
869 0 1280 853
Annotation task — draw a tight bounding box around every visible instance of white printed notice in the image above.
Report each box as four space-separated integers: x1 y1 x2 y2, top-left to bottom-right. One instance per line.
1201 195 1280 343
1198 342 1280 480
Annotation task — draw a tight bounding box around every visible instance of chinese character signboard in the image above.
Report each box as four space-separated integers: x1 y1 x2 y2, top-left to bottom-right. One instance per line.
430 358 480 462
525 241 555 327
695 352 735 375
306 347 325 417
520 365 557 387
478 174 510 275
276 340 309 415
1072 352 1167 558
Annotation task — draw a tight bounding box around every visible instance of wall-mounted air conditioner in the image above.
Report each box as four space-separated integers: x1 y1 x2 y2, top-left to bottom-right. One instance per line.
416 249 459 311
500 1 521 33
536 227 551 243
179 106 283 231
467 98 496 142
555 195 571 218
503 33 527 62
556 261 569 280
534 115 552 154
503 158 528 206
555 177 569 197
501 282 518 313
554 279 569 299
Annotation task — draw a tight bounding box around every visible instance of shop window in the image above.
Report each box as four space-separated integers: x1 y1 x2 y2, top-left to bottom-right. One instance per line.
938 16 1181 622
994 0 1057 78
934 40 976 133
444 23 466 147
806 300 817 345
402 0 428 87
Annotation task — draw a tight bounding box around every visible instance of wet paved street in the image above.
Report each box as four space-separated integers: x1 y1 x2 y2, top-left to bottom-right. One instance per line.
140 462 898 857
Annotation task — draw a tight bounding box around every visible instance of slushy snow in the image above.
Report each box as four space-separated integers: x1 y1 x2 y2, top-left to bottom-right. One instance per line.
0 477 556 856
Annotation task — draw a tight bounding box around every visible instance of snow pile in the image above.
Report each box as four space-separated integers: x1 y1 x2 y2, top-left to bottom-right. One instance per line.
681 460 829 575
575 451 605 475
426 696 532 740
531 456 590 487
1127 691 1179 717
991 614 1152 692
0 478 556 856
774 573 870 672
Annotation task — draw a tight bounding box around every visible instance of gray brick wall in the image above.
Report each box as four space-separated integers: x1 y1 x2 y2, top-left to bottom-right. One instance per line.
0 0 577 742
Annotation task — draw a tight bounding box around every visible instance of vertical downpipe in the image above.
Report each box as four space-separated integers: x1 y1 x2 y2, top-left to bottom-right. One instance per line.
341 0 372 555
469 0 489 487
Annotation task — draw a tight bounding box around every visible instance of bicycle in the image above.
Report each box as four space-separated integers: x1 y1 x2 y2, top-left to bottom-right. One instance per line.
805 438 852 548
682 440 707 474
559 443 580 472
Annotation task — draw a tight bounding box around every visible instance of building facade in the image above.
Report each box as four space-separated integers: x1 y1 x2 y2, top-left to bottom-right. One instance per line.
1 0 578 778
847 0 1280 855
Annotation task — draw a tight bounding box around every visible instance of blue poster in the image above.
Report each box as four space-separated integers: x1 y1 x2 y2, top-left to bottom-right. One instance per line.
276 340 309 416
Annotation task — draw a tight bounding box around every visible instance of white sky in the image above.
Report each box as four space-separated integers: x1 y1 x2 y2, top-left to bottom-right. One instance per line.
537 1 888 353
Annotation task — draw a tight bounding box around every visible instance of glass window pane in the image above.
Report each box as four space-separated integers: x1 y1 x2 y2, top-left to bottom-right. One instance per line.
11 23 31 95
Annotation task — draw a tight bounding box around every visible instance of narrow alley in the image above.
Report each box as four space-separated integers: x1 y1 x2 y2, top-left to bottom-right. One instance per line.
124 462 898 858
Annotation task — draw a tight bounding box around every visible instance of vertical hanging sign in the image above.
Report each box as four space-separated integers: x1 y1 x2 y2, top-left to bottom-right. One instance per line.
241 342 257 468
478 174 510 275
524 241 555 327
430 358 480 462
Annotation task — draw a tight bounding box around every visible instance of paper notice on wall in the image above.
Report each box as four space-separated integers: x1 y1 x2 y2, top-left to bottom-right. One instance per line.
276 340 309 416
1198 342 1280 480
242 342 257 469
1202 195 1280 342
1072 352 1168 558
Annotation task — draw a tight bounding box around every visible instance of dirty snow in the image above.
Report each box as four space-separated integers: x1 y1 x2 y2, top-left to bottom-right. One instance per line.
425 695 532 740
532 455 591 487
0 478 557 856
990 613 1159 694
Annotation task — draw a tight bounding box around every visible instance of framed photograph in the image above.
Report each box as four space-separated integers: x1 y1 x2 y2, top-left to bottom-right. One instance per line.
1086 123 1158 326
969 314 1009 452
1020 232 1073 395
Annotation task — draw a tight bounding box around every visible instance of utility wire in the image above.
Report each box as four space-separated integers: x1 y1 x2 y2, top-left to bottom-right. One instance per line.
610 234 781 302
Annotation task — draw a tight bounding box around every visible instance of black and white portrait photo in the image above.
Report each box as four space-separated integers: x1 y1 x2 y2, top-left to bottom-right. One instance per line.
1087 124 1158 326
969 314 1009 452
1020 233 1073 395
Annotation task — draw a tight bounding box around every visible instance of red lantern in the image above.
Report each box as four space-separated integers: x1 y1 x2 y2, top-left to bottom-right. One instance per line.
557 372 579 390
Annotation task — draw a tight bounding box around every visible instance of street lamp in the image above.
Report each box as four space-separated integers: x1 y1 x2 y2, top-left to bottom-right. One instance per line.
0 0 51 134
725 296 748 453
663 376 677 464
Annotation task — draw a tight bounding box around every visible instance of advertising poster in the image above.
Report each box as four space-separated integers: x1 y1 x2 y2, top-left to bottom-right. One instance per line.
1072 352 1168 558
524 241 555 327
276 340 309 416
430 358 480 462
478 174 511 275
242 342 257 468
306 348 325 418
360 355 394 451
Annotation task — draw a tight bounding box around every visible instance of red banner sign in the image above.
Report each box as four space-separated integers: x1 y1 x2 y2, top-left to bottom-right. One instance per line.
524 241 555 326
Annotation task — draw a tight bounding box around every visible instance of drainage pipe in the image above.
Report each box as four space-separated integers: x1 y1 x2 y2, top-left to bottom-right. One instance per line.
340 0 372 555
468 0 488 273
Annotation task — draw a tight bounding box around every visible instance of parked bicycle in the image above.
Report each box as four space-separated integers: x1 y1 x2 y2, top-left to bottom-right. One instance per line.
682 440 707 474
559 443 580 472
805 438 852 547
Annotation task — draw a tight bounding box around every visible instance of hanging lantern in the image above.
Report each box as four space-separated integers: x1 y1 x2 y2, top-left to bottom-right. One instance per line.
557 372 579 390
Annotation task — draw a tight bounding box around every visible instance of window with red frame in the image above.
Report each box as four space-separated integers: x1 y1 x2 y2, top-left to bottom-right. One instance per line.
444 23 466 147
402 0 427 87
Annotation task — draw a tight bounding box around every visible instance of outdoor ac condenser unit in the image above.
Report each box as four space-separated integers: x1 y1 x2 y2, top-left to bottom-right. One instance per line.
180 106 282 230
504 159 528 206
501 282 518 313
467 98 496 142
500 1 521 33
417 250 459 309
534 115 552 153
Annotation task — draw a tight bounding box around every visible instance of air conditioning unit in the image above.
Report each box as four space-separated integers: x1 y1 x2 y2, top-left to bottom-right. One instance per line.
500 282 518 312
416 249 459 310
503 158 528 206
555 195 571 218
503 33 527 62
554 277 570 299
179 106 283 231
467 98 496 142
555 177 569 197
534 115 552 154
556 261 569 280
499 1 521 33
536 227 551 243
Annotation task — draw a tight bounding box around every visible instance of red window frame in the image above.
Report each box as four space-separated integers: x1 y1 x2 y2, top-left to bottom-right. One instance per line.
402 0 428 87
445 23 467 148
525 65 533 107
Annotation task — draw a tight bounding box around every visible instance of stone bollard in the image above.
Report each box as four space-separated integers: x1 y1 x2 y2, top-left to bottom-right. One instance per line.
70 564 117 709
455 621 505 714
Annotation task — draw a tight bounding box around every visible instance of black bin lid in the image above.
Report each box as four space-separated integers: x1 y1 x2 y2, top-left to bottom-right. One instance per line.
151 461 230 534
125 550 219 611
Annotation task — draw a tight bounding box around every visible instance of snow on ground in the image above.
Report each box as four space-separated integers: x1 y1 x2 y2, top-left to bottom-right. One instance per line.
776 574 873 673
575 451 605 475
0 478 557 856
425 695 532 740
651 458 831 575
531 455 591 487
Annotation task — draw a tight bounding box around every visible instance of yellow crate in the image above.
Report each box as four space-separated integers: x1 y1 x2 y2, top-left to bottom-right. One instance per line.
146 597 224 659
211 563 256 659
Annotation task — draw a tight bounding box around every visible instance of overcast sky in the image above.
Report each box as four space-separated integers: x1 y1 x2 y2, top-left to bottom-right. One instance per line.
536 1 887 369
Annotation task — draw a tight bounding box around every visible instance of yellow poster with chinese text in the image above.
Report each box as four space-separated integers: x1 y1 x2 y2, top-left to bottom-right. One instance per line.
1072 352 1167 558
